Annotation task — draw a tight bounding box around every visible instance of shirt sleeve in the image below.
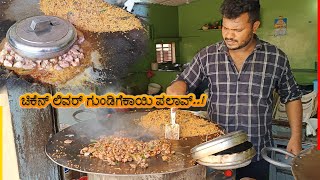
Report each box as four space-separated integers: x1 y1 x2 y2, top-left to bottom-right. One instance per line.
173 52 205 93
277 57 302 103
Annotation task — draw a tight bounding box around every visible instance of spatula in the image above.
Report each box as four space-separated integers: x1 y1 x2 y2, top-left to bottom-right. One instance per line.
165 108 180 140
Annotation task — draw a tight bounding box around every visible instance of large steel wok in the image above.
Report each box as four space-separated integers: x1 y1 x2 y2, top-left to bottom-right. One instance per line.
261 146 320 180
45 111 223 176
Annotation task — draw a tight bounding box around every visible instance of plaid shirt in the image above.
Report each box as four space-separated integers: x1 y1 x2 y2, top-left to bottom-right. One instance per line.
176 36 302 161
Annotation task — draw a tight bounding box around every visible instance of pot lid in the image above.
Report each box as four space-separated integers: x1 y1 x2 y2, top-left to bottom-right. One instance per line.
196 141 256 170
6 15 77 60
191 130 248 160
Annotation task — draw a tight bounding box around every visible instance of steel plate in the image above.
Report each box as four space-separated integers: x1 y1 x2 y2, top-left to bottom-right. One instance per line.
45 111 223 176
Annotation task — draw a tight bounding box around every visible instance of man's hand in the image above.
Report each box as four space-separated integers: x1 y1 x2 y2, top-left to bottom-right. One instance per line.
285 99 303 157
286 136 302 156
166 81 187 95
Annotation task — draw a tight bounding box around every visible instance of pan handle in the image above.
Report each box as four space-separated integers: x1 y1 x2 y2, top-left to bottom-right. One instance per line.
261 147 295 170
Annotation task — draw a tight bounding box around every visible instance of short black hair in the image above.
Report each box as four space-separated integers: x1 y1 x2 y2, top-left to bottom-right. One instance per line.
220 0 260 23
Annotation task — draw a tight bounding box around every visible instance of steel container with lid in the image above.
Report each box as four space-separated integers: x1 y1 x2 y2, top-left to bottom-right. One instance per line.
191 130 256 170
6 15 77 60
191 130 248 160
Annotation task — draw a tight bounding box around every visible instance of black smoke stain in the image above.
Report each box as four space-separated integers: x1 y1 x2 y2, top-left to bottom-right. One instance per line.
90 28 148 80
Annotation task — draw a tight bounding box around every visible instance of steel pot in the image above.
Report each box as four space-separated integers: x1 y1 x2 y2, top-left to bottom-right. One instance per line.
6 15 77 60
261 146 320 180
191 131 256 170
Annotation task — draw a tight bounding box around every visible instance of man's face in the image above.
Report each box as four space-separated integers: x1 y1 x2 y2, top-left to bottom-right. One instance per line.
222 13 259 50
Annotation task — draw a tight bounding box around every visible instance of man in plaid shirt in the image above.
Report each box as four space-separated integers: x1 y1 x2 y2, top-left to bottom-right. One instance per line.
166 0 302 179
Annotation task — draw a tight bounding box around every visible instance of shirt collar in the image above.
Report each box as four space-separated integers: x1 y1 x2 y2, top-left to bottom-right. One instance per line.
218 34 263 52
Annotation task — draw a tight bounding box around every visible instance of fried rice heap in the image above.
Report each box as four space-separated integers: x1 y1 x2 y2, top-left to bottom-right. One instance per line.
40 0 143 33
137 110 223 138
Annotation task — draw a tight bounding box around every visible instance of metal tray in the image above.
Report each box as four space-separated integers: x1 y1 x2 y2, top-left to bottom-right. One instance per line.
45 111 223 176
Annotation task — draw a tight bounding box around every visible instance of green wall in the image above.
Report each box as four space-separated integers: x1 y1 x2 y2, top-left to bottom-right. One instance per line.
149 5 179 38
149 5 181 62
128 4 180 94
258 0 317 70
178 0 224 64
131 4 180 72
